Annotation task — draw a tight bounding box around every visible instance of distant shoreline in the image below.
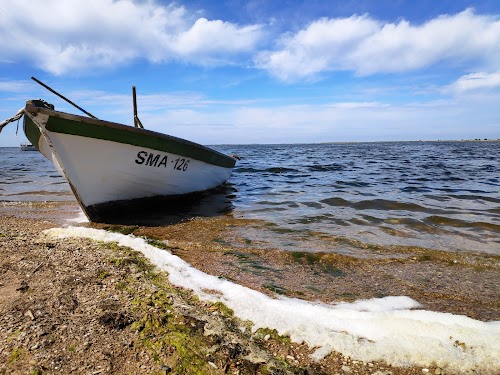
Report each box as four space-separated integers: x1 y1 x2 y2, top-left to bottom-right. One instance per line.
324 139 500 144
4 139 499 148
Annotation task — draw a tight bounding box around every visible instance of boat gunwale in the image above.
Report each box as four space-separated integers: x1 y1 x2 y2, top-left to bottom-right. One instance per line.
25 103 236 168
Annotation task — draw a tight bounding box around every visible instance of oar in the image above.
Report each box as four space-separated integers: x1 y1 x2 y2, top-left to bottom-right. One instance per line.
31 76 98 119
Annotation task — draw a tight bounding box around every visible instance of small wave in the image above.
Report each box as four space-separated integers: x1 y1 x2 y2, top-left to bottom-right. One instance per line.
321 197 440 213
264 167 298 173
435 188 490 194
0 180 33 185
401 186 431 193
235 167 263 173
336 181 371 188
294 215 349 226
256 200 298 206
302 201 324 209
421 162 448 169
308 164 344 172
448 194 500 204
8 167 30 172
426 216 500 231
235 167 299 174
423 195 452 202
481 165 498 172
320 197 350 207
355 199 446 213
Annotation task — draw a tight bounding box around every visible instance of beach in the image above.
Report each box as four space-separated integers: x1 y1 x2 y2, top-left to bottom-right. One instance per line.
1 208 499 374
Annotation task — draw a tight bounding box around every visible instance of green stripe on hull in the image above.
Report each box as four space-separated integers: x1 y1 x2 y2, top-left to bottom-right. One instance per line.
44 115 235 168
23 117 41 150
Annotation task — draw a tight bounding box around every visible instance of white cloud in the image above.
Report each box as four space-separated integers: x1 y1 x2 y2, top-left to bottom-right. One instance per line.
0 0 264 74
448 71 500 93
173 18 263 61
0 79 33 93
2 3 498 81
255 15 380 81
256 9 500 81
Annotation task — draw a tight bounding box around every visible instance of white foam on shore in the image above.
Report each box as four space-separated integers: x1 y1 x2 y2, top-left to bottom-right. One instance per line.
44 226 500 373
65 209 88 224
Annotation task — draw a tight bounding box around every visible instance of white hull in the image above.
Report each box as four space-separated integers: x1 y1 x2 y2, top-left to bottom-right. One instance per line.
24 104 235 222
42 133 233 206
20 143 37 151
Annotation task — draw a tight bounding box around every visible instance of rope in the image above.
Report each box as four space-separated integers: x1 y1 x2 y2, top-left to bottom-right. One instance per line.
0 108 25 134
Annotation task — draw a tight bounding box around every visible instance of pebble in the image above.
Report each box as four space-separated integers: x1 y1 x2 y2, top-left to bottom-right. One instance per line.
24 310 35 320
341 365 352 373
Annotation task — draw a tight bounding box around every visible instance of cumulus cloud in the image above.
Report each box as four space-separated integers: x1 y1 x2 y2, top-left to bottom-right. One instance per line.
173 18 263 61
0 0 264 74
256 9 500 81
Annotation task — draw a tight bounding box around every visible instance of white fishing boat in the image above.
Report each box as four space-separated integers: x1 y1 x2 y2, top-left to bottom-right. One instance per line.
1 78 237 223
20 142 37 151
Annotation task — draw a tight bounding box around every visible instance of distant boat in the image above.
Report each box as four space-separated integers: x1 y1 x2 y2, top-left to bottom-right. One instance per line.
20 142 37 151
1 80 238 223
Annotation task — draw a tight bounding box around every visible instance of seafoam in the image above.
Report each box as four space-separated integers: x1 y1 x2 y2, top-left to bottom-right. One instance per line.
44 227 500 374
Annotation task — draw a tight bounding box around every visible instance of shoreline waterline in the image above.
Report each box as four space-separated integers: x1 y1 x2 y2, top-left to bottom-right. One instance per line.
1 200 499 322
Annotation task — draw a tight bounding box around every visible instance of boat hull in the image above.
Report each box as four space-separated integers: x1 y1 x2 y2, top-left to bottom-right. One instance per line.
23 102 236 222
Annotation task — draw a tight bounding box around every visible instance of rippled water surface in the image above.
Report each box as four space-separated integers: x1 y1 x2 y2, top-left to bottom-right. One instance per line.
217 142 500 254
1 142 499 254
0 148 70 200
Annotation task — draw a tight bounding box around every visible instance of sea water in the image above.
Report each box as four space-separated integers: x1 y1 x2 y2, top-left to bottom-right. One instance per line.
1 141 499 254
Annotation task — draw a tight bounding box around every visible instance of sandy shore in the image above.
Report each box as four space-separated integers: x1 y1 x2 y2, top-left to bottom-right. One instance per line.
1 212 498 374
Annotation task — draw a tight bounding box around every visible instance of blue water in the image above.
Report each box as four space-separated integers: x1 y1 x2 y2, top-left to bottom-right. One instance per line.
0 147 70 200
1 142 499 254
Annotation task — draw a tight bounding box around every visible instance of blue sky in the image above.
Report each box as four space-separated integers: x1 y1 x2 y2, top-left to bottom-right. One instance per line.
1 0 499 146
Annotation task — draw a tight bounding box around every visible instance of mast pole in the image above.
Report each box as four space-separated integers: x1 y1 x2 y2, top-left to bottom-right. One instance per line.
132 86 144 128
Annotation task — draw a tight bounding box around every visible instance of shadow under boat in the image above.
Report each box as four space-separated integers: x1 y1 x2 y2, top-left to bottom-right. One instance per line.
89 183 238 226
